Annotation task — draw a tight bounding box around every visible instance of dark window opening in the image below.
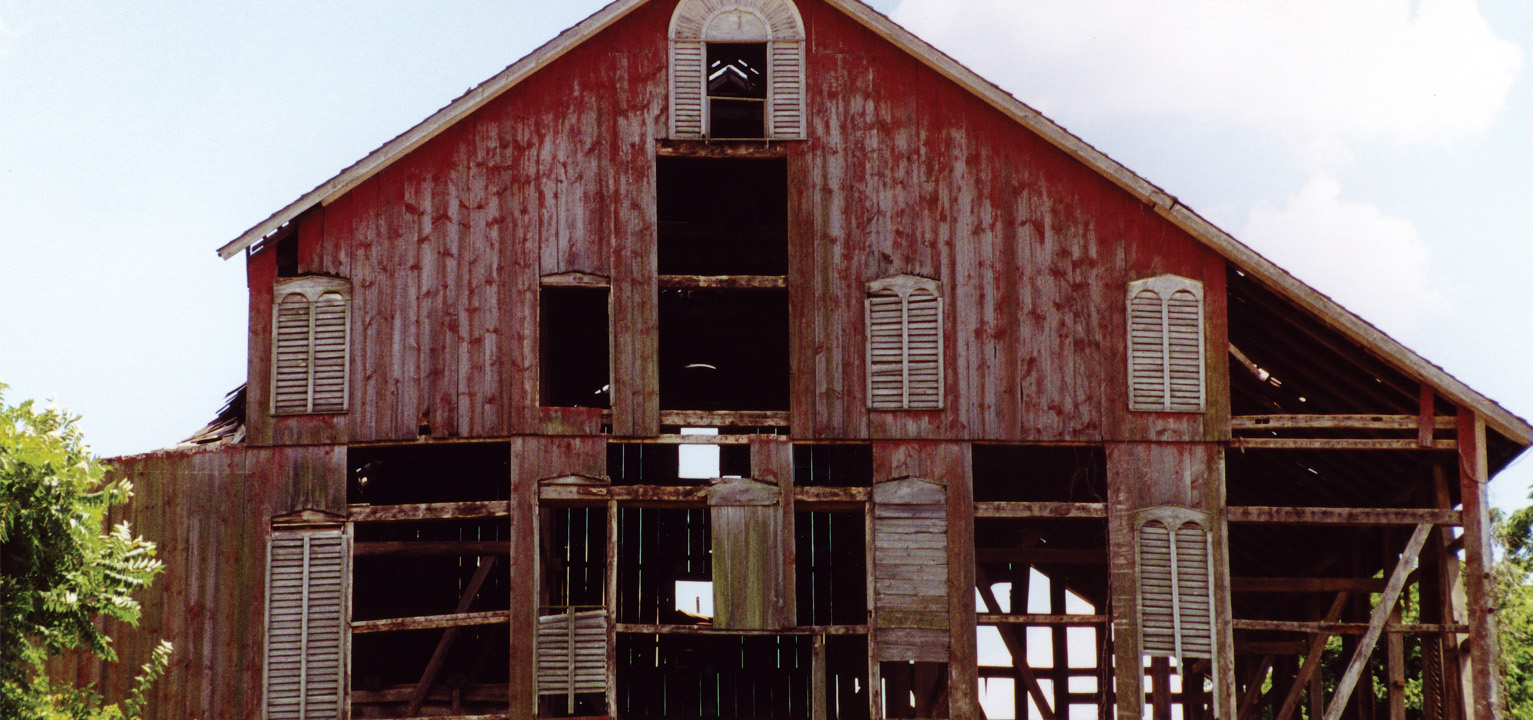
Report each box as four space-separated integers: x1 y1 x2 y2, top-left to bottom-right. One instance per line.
970 445 1106 503
828 636 871 720
540 506 608 609
707 43 767 138
617 634 813 720
617 508 712 624
880 662 948 718
540 286 610 409
608 442 750 486
795 511 867 626
349 443 509 505
793 444 874 487
659 288 789 411
657 157 788 276
274 232 299 277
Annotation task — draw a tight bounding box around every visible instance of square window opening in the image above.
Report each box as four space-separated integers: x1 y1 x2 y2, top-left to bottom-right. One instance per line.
657 157 788 276
539 286 610 409
659 288 789 411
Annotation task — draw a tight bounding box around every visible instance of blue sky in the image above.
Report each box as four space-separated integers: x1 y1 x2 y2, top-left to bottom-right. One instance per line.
1 0 1529 510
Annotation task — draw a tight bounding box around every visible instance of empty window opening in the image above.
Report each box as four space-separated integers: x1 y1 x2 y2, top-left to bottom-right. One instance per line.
675 580 715 618
616 634 814 720
617 508 712 625
274 231 299 277
971 445 1106 503
793 444 873 487
540 506 608 610
707 43 768 138
349 443 510 505
657 157 788 276
608 440 749 486
973 518 1111 720
795 511 867 626
540 286 610 409
881 661 949 719
659 288 789 411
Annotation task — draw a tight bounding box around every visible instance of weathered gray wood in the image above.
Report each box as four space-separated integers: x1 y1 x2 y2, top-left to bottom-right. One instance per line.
349 501 509 522
1229 437 1457 451
1224 506 1461 526
972 501 1107 518
1230 414 1456 431
1323 524 1433 720
1457 411 1502 720
351 611 509 634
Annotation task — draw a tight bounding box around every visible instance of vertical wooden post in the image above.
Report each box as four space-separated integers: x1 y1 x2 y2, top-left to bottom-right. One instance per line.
1108 456 1143 720
1014 564 1032 720
1387 604 1406 720
508 439 538 720
948 444 979 720
1458 409 1501 720
1209 447 1238 720
1051 579 1069 718
1149 657 1172 720
606 498 619 720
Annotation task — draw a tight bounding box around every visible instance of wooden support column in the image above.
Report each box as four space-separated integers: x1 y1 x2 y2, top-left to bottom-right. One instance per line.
752 435 796 626
1459 409 1501 720
1387 603 1406 720
1051 578 1069 718
509 442 539 719
1150 656 1173 720
948 444 979 720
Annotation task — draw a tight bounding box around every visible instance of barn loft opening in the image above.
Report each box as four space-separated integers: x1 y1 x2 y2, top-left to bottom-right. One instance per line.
659 288 789 411
971 445 1106 503
795 510 866 625
346 443 512 718
657 157 787 276
793 444 874 487
608 439 750 486
539 286 611 409
706 43 768 138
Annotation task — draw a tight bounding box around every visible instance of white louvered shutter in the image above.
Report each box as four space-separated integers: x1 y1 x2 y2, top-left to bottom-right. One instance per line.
905 288 942 409
273 294 314 415
671 40 706 138
265 529 347 720
1126 276 1204 413
1165 290 1204 412
1127 290 1166 412
1138 520 1177 656
867 291 906 410
1173 522 1214 658
310 293 349 413
768 41 804 139
536 609 609 707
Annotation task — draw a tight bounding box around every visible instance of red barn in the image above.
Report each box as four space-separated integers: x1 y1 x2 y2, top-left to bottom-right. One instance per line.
81 1 1532 719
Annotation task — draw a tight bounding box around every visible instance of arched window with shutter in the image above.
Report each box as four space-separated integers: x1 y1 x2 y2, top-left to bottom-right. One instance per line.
669 0 806 140
271 276 352 415
866 275 943 410
1137 506 1216 661
264 521 348 720
1126 275 1205 413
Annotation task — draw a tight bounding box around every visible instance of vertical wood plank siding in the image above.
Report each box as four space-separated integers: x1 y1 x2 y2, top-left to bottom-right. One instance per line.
243 0 1226 447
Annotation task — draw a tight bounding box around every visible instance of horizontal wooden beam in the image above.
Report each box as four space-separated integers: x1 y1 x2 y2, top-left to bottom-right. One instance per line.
976 613 1106 626
973 502 1107 519
1231 577 1387 593
1232 619 1467 635
795 486 870 506
349 501 510 523
655 139 789 158
354 541 509 557
352 610 509 634
657 410 790 428
1232 415 1456 431
613 623 867 636
607 485 710 506
1225 506 1461 526
657 275 788 290
1230 438 1456 451
538 485 611 504
976 548 1107 564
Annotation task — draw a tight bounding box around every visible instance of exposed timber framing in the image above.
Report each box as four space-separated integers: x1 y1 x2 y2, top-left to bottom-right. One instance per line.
1224 506 1461 526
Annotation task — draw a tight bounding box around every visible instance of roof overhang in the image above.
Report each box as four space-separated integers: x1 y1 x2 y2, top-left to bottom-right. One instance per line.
216 0 1533 448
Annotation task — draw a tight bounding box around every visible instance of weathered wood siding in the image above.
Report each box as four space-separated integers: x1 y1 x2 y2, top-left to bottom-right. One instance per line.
53 446 346 720
242 0 1228 448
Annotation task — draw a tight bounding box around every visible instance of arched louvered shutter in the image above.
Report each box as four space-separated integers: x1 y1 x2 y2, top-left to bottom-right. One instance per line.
1165 290 1204 412
1126 276 1204 413
866 275 943 411
1138 520 1177 656
310 293 349 413
1137 509 1215 661
273 294 314 415
271 277 351 415
905 288 942 409
768 41 804 139
265 528 347 720
670 40 705 139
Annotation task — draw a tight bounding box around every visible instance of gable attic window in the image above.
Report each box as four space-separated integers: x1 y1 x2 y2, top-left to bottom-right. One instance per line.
1137 506 1215 661
867 274 943 410
670 0 806 140
1126 275 1205 413
272 276 351 415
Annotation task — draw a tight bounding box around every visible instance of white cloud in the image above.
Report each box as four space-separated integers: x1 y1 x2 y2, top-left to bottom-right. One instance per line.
1238 175 1447 337
890 0 1520 163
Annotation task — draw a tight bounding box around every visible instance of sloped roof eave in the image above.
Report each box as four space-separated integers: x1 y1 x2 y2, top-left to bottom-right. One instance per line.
215 0 1533 448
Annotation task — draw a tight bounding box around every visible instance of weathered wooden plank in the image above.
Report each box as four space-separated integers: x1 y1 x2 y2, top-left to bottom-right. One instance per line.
975 614 1108 626
1232 619 1467 635
1457 410 1502 720
1230 414 1456 431
348 501 510 522
1230 437 1456 451
657 275 789 289
1224 506 1461 526
351 610 509 634
972 501 1107 518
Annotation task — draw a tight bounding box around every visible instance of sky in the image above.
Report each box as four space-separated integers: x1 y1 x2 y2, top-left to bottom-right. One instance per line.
0 0 1530 510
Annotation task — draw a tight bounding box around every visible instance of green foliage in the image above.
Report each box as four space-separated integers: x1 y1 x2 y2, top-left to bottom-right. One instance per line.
0 383 170 720
1495 506 1533 719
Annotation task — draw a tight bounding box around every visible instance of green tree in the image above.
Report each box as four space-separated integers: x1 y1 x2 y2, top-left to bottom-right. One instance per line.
1495 506 1533 719
0 383 170 719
